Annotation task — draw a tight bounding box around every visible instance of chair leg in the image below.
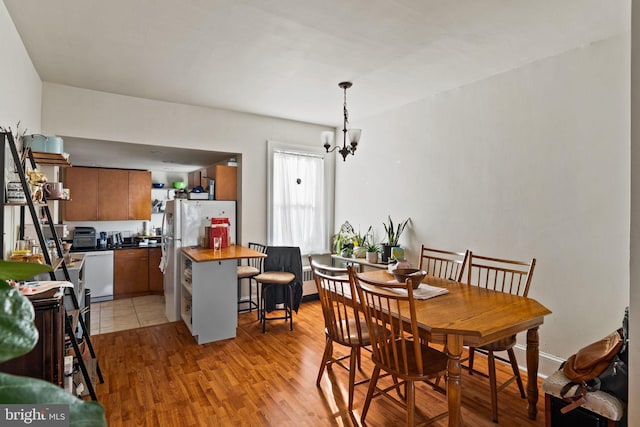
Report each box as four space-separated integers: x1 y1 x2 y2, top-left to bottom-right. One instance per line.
261 284 267 333
468 347 476 375
407 380 416 427
507 348 526 398
348 346 358 412
488 350 498 423
287 284 293 331
255 279 261 320
316 336 333 386
361 366 380 424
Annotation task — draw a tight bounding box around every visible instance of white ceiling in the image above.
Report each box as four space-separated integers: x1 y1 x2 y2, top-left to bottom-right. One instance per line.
3 0 629 170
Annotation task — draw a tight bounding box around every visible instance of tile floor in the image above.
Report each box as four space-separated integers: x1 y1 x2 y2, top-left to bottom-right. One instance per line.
89 295 168 335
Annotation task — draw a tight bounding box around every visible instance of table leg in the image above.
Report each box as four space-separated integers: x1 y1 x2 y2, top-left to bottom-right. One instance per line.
526 326 540 420
446 334 463 427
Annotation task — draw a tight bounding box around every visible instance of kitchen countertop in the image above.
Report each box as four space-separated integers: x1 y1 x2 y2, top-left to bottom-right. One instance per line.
70 243 162 253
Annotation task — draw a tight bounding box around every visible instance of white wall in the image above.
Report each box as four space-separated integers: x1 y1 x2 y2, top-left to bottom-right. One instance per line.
0 1 42 256
628 0 639 423
335 34 630 375
40 83 334 246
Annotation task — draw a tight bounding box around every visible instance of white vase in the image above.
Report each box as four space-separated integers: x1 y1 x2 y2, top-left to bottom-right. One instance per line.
353 246 366 258
366 252 378 263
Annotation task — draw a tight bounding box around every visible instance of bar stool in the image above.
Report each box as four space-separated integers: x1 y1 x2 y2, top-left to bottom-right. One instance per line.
255 271 295 333
253 246 302 333
237 242 266 318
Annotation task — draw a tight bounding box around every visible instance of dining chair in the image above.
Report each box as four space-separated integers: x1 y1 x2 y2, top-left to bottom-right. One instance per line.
254 246 303 333
466 251 536 422
351 269 448 426
418 245 469 282
309 258 372 413
237 242 266 319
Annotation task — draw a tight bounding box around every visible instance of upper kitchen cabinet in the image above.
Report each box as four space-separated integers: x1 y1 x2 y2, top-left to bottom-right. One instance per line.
206 165 237 200
188 169 201 189
98 168 129 220
64 167 151 221
64 167 99 221
128 170 151 219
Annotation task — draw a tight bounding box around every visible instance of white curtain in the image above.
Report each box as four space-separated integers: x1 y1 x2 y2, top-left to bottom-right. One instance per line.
271 150 326 255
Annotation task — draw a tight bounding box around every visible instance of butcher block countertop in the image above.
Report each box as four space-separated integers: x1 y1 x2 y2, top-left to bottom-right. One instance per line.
181 244 266 263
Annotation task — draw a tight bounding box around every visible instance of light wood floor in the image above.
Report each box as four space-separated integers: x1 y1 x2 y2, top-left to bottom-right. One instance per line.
92 299 546 426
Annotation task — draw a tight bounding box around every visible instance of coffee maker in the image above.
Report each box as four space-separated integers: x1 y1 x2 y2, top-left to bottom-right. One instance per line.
99 231 107 248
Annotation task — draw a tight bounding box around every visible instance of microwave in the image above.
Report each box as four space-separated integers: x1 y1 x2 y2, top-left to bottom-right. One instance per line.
43 224 69 240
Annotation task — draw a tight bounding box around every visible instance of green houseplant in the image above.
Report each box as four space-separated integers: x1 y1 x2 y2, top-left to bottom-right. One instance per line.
0 260 106 426
381 216 410 262
352 226 372 258
364 241 380 264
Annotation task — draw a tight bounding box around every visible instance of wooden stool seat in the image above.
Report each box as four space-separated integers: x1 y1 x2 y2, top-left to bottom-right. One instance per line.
254 271 295 284
237 265 260 278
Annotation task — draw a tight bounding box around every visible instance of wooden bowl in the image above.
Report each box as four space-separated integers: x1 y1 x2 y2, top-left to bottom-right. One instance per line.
392 268 427 289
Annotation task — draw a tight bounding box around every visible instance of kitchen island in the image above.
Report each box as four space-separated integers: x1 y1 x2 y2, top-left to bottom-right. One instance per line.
181 245 266 344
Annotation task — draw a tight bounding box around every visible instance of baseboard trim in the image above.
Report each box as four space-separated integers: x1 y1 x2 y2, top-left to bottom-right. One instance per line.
513 343 565 378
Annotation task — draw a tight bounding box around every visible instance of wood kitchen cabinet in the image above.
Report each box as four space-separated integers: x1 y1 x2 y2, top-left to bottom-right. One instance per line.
98 168 129 220
114 248 149 298
64 167 151 221
205 165 237 200
128 170 151 219
148 247 164 294
64 167 99 221
188 169 202 189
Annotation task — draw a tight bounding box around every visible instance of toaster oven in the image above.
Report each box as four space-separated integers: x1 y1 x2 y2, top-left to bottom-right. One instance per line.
73 227 96 249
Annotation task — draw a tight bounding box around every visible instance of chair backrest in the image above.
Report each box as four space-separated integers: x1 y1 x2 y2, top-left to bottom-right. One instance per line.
309 256 348 277
350 269 426 377
247 242 267 270
310 260 364 346
418 245 469 282
466 251 536 297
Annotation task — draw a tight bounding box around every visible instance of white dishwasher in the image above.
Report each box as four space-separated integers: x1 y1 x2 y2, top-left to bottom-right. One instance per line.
79 251 115 303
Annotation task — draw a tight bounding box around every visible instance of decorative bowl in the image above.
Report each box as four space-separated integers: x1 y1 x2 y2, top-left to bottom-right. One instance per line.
152 183 165 188
173 181 187 189
392 268 427 289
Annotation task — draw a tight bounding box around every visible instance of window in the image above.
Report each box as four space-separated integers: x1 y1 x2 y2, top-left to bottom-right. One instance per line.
267 141 334 255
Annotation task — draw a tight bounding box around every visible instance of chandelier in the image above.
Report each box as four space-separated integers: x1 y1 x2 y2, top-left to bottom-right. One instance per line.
322 81 362 161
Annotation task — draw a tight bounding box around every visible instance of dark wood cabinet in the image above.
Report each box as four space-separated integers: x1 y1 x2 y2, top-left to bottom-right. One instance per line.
148 247 163 293
205 165 237 200
0 291 64 387
64 167 99 221
98 168 129 220
188 170 202 189
64 167 151 221
114 248 149 298
128 170 151 219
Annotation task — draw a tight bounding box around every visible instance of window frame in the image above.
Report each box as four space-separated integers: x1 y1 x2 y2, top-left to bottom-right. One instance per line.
267 140 335 255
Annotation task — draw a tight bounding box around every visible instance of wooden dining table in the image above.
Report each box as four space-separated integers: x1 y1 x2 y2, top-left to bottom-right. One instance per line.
357 270 552 427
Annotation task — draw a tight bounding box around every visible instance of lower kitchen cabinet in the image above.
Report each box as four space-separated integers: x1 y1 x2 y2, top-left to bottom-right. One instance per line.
148 247 163 294
114 248 149 298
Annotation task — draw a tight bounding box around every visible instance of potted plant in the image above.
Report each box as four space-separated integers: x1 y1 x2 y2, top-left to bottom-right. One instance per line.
364 241 380 264
381 215 410 262
333 221 356 256
352 226 372 258
0 260 107 426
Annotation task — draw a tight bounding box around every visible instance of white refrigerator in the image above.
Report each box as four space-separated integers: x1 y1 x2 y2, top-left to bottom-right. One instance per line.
162 199 236 322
